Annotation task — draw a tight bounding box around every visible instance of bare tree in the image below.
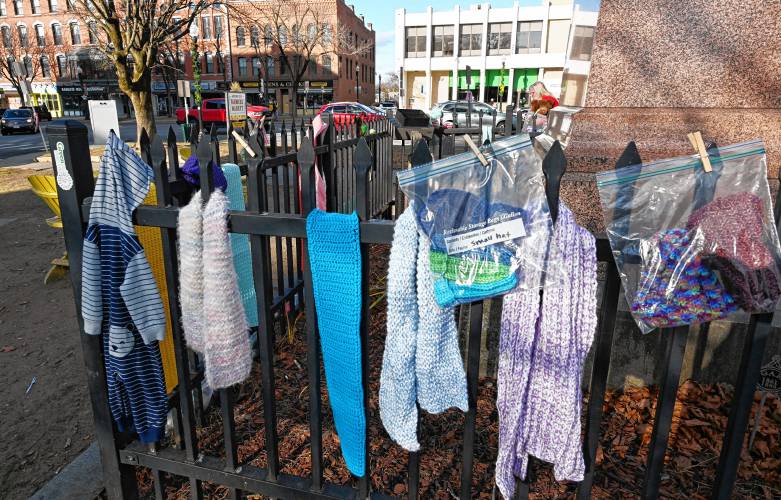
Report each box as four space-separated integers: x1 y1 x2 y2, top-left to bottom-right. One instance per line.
380 71 399 101
156 42 186 116
71 0 213 141
0 25 52 105
231 0 372 117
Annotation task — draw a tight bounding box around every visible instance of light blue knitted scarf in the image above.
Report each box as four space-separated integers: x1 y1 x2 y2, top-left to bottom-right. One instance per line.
306 209 366 477
379 206 469 451
221 164 258 328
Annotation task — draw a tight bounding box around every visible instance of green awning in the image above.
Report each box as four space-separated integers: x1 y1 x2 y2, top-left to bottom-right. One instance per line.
449 68 539 90
450 70 480 89
485 69 509 87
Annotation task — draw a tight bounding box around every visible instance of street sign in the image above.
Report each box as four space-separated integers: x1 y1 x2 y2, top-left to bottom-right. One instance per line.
177 80 191 99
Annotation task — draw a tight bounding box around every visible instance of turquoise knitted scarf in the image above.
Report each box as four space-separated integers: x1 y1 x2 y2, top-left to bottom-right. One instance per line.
306 209 366 477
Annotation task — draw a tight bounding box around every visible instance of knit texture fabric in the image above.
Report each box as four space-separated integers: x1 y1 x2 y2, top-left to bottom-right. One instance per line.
631 228 738 329
496 204 597 498
178 190 205 352
181 155 228 191
202 190 252 389
686 192 781 311
306 209 366 477
380 207 468 452
222 163 259 327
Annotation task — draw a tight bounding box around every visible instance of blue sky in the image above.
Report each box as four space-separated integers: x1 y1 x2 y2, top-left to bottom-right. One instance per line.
349 0 601 76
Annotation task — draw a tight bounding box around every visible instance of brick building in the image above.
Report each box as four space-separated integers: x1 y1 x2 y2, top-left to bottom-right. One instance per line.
0 0 375 117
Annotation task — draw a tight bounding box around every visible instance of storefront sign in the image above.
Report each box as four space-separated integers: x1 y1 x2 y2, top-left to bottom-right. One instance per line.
227 92 247 122
266 80 332 89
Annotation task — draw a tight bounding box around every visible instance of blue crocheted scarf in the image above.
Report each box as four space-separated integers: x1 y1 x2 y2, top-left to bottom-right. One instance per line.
305 209 366 477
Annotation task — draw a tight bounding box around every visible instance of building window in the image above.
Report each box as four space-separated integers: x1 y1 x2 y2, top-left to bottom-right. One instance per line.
40 54 50 77
238 56 247 76
70 22 80 44
321 55 331 74
431 25 453 57
31 0 40 14
213 15 222 39
251 56 259 76
56 54 66 75
236 26 245 46
0 1 6 16
279 54 286 74
1 26 10 46
308 56 316 75
12 0 22 15
34 23 44 46
405 26 426 58
201 16 211 39
266 57 273 76
47 0 55 11
18 24 28 47
278 25 287 46
249 25 259 46
216 51 224 74
322 23 331 44
23 55 32 75
516 21 542 54
52 22 62 45
306 23 316 42
569 25 595 61
488 22 511 55
88 20 97 44
264 24 272 47
459 24 482 56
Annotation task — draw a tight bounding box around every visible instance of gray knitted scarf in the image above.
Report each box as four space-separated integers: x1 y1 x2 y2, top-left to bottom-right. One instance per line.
495 203 597 498
380 207 469 451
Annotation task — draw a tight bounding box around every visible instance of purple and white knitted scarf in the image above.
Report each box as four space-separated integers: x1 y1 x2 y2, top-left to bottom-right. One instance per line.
496 204 597 497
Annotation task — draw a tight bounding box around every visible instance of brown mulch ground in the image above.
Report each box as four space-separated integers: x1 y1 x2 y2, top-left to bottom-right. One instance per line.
136 246 781 499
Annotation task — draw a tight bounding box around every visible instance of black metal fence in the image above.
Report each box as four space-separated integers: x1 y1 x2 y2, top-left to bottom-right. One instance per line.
50 114 773 500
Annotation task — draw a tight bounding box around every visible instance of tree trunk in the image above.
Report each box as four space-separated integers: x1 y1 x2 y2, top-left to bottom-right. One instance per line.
129 89 156 145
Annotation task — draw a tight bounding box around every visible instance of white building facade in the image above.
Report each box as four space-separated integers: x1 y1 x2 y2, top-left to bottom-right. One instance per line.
395 1 597 111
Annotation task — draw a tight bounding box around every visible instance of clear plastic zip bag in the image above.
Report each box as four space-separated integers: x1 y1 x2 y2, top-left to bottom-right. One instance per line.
596 139 781 334
397 135 562 307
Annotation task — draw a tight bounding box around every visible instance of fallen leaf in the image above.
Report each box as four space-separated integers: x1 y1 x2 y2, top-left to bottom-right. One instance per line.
1 345 16 353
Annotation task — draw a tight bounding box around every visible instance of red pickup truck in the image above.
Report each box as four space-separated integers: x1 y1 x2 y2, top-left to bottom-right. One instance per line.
176 98 271 126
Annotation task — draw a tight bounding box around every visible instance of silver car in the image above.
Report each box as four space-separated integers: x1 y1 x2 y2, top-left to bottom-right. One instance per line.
430 100 513 133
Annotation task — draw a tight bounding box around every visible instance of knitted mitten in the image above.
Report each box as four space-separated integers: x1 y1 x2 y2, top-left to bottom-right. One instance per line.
178 190 205 353
379 208 421 451
415 238 469 414
222 163 258 328
306 209 366 477
202 190 252 389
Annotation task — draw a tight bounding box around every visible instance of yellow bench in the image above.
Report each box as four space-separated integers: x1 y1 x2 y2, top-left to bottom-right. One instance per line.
27 175 179 393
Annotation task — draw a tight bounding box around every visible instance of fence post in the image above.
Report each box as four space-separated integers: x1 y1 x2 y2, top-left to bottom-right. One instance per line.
47 120 139 500
320 113 336 212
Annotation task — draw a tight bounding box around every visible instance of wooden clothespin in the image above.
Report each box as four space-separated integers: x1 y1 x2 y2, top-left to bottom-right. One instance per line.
463 134 489 167
231 129 256 158
687 131 712 173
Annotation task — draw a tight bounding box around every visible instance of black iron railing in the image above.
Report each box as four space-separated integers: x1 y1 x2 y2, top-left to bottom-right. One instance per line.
50 115 774 500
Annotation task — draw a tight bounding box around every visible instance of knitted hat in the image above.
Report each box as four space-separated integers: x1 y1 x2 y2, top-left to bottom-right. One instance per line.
306 209 366 477
202 190 252 389
181 155 228 192
631 228 738 330
496 203 597 497
178 190 205 353
686 192 781 311
380 207 468 452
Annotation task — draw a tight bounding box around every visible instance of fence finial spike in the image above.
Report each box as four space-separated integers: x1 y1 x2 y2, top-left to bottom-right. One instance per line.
616 141 642 170
167 125 177 147
149 133 166 169
410 139 433 167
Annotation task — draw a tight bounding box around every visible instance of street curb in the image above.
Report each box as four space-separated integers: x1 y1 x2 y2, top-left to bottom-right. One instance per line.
29 442 104 500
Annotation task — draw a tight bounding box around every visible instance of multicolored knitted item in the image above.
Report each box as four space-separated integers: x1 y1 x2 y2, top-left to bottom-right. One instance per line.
222 164 258 328
306 209 366 477
686 192 781 311
429 250 512 284
631 228 738 329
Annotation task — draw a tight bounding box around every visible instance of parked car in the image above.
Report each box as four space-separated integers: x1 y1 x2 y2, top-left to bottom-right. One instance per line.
175 98 271 126
429 100 519 134
317 102 384 124
22 105 52 121
0 108 38 135
378 101 397 113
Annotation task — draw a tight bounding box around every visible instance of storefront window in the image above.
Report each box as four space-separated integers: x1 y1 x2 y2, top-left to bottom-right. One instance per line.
405 26 426 58
516 21 542 54
432 25 453 57
488 23 511 55
459 24 482 57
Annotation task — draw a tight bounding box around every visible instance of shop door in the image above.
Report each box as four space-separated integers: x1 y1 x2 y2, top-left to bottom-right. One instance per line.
280 89 290 114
